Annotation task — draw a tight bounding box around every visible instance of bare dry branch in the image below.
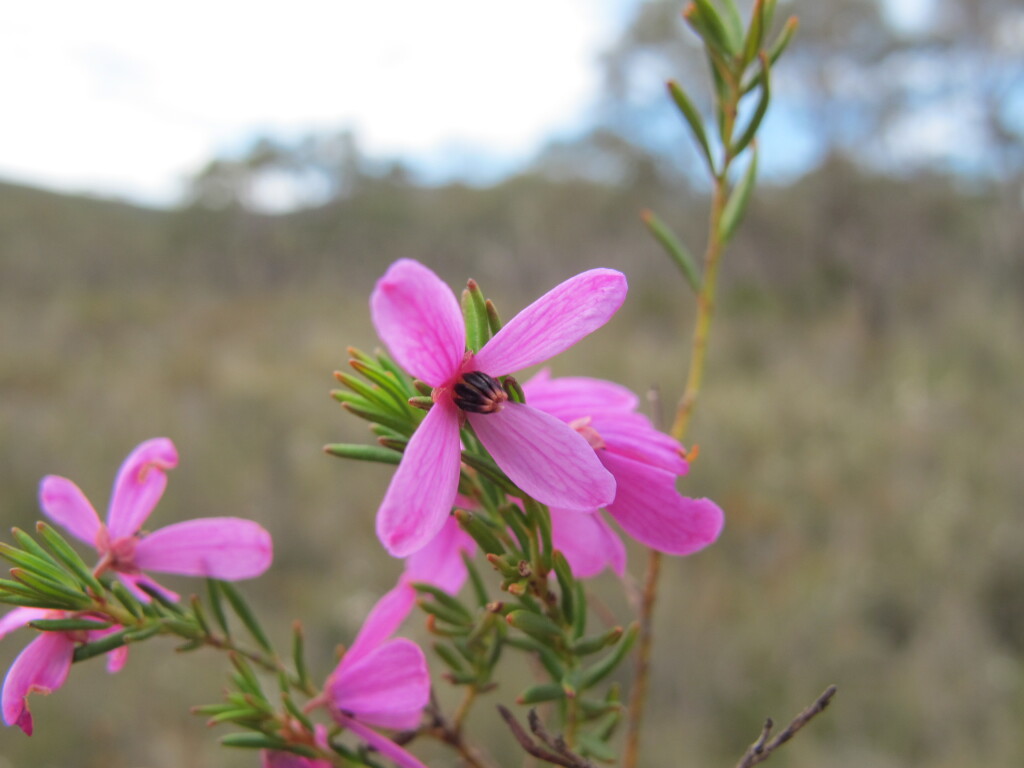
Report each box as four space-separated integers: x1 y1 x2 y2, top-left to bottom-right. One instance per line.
497 706 596 768
734 685 837 768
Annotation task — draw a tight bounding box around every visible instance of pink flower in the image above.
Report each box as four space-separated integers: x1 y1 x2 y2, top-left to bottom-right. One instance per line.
370 514 478 634
39 438 273 601
308 591 432 768
523 371 724 575
371 259 627 557
1 608 126 735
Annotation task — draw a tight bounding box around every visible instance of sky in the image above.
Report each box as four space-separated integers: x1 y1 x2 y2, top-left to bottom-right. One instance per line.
0 0 631 206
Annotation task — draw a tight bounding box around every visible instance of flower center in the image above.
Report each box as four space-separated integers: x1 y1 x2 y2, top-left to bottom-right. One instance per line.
94 526 140 575
569 416 606 450
452 371 508 414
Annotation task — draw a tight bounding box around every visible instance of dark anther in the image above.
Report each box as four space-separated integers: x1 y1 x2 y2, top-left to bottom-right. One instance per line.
453 371 508 414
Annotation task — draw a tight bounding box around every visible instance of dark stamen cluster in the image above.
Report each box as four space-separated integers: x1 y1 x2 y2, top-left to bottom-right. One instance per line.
453 371 508 414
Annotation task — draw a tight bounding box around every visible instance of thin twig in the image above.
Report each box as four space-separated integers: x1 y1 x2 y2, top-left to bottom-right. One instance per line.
497 706 595 768
734 685 837 768
415 692 497 768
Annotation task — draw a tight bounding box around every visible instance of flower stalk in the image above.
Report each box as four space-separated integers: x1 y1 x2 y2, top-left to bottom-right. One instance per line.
624 3 797 766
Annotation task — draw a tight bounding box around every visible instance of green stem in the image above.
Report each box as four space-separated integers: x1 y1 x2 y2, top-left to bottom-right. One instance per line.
624 68 740 768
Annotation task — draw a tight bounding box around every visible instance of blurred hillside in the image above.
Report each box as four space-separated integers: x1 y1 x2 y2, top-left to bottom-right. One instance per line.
1 153 1022 767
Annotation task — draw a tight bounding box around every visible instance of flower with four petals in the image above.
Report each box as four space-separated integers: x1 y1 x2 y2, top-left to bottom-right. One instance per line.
370 259 627 557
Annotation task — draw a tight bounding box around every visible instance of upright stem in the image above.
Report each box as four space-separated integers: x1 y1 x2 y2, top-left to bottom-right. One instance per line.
624 163 732 768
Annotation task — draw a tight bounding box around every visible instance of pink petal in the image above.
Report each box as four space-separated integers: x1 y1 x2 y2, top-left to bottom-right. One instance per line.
473 269 627 375
601 452 724 556
116 572 180 603
133 517 273 580
346 586 417 663
336 714 431 768
82 625 130 674
550 509 626 578
106 438 178 539
2 631 75 734
370 259 465 388
329 638 429 730
0 608 49 641
106 646 129 674
596 415 689 475
376 399 462 557
402 515 475 596
37 476 102 546
468 403 615 510
522 370 639 420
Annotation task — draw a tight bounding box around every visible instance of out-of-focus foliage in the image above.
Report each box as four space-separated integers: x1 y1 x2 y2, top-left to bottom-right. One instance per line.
600 0 1024 179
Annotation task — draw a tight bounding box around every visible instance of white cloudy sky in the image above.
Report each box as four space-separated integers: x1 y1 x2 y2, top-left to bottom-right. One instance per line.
0 0 630 205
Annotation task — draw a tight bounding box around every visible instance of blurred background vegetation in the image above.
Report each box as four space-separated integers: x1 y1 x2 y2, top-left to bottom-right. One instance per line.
1 0 1022 766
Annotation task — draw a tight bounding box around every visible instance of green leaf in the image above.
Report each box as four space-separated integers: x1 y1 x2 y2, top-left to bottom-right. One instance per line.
506 610 563 644
207 579 231 637
292 621 311 692
685 0 739 56
667 81 715 174
123 622 163 643
460 451 521 495
642 209 701 294
11 528 68 575
731 55 771 158
30 617 113 632
9 568 90 608
485 299 503 335
339 398 416 436
433 642 470 675
580 623 638 690
462 551 490 607
0 541 80 591
742 0 767 67
110 580 143 620
137 582 186 615
219 733 290 750
721 145 759 243
495 504 532 554
552 551 575 629
743 15 797 94
333 370 395 412
418 597 473 629
767 14 798 65
517 682 565 705
571 580 588 641
348 359 413 413
73 627 133 662
229 653 264 697
454 509 507 557
523 499 552 573
501 375 526 405
410 582 473 622
717 0 746 55
578 733 618 762
323 443 402 465
34 522 106 595
462 279 491 352
572 626 624 656
219 582 273 653
282 690 315 731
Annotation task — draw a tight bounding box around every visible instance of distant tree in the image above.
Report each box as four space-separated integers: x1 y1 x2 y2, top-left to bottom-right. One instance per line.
597 0 1024 181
